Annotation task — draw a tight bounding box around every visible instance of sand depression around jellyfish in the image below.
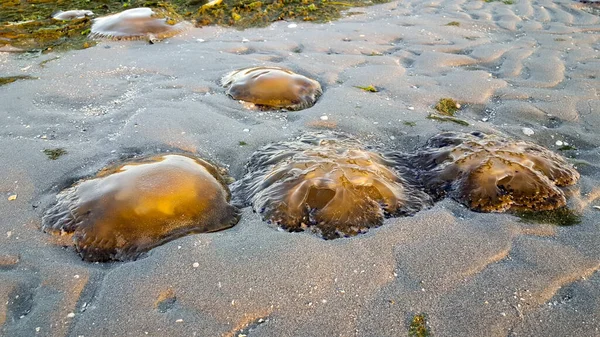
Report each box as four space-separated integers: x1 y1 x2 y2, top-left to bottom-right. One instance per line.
42 154 240 262
412 131 580 212
221 66 322 111
89 7 191 42
231 133 431 239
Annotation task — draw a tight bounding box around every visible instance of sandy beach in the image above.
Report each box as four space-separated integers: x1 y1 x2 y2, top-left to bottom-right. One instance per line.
1 0 600 335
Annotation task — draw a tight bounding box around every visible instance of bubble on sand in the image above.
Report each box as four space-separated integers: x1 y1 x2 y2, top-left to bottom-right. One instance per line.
42 154 240 262
231 133 431 239
413 132 580 212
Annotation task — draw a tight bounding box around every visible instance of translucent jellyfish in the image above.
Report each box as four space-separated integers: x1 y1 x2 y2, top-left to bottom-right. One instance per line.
231 133 431 239
42 154 240 262
413 131 580 212
52 10 94 20
89 8 190 42
221 66 322 111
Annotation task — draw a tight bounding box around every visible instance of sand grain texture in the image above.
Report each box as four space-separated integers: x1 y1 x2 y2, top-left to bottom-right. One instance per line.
1 0 599 336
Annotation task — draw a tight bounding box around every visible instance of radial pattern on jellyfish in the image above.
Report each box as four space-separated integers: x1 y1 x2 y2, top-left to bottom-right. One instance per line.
221 66 322 111
89 8 190 41
42 154 240 262
413 131 580 212
231 133 431 239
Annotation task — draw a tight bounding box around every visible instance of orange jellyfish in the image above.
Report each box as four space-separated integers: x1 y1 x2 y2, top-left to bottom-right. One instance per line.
42 154 240 262
413 131 580 212
89 8 190 42
221 66 322 111
231 133 431 239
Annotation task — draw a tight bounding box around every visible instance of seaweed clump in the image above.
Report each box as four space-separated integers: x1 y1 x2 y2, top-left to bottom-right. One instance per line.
412 131 580 212
0 75 37 86
434 98 460 116
0 0 391 52
231 132 431 239
409 313 431 337
43 148 67 160
42 154 240 262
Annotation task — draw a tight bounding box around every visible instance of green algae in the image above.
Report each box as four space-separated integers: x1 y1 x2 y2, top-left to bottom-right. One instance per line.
515 208 582 227
558 145 577 151
1 0 390 52
43 148 67 160
434 98 460 116
355 84 378 92
196 0 388 28
409 313 431 337
403 121 416 127
238 141 248 146
38 56 60 67
0 75 37 86
446 21 460 26
427 113 470 126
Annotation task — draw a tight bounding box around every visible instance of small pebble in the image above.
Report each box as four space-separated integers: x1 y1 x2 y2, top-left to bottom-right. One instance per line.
288 23 297 28
175 319 183 323
522 127 534 136
67 313 75 318
193 262 199 268
407 106 415 110
243 128 250 132
8 194 17 201
320 115 328 120
555 140 563 146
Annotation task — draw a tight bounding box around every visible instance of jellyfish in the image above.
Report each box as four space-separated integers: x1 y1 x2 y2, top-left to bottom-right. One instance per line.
221 66 322 111
42 154 240 262
413 131 580 212
52 10 94 21
89 8 190 42
231 133 431 239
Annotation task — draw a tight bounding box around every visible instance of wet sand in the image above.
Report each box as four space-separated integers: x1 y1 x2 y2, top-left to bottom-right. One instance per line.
1 0 600 335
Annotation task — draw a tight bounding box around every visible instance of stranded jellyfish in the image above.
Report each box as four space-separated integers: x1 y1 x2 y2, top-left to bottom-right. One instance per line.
42 154 240 262
221 66 322 111
413 131 580 212
52 10 94 20
231 133 431 239
89 8 190 42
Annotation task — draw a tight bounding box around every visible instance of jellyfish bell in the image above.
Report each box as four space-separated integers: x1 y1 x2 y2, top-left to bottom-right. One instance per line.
89 7 191 42
231 133 431 239
52 10 95 21
221 66 322 111
42 154 240 262
414 132 580 212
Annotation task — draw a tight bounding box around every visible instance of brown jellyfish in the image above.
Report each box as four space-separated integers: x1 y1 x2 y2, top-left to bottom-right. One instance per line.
231 133 431 239
89 8 190 42
221 66 322 111
42 154 240 262
413 131 580 212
